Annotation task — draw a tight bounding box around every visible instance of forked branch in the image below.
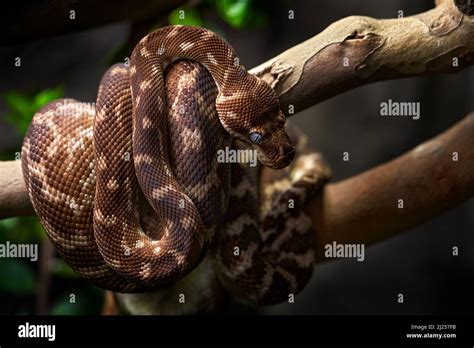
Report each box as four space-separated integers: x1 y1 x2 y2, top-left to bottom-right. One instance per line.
0 0 473 257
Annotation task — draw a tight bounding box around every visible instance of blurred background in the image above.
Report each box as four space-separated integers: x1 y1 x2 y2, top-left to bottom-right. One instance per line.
0 0 472 315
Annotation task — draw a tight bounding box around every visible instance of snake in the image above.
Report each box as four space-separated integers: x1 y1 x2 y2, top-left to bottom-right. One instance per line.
21 25 329 305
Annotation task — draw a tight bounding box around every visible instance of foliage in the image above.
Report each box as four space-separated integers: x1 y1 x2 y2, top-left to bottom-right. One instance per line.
0 258 37 294
109 0 271 64
0 219 42 295
169 0 268 30
50 287 104 315
215 0 268 28
0 0 271 315
2 87 63 135
169 6 204 27
0 191 104 315
0 86 104 314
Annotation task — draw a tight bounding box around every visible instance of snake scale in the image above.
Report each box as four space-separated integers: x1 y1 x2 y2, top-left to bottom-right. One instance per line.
21 25 329 305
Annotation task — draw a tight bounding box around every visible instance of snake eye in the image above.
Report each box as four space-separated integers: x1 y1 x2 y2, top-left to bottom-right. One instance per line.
249 132 263 144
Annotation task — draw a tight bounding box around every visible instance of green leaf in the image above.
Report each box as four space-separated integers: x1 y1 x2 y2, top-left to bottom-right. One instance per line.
169 7 203 27
51 259 80 279
33 87 63 109
0 217 45 244
214 0 268 29
3 91 33 119
216 0 250 28
0 217 19 232
2 87 63 136
0 259 37 294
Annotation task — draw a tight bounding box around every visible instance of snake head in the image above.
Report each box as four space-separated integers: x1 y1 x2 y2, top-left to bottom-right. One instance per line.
216 75 295 170
245 109 295 170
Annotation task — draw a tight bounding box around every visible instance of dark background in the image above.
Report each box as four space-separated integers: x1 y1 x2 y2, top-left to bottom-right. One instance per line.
0 0 472 315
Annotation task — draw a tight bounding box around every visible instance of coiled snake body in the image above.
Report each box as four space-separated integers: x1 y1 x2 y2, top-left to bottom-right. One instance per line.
22 26 329 304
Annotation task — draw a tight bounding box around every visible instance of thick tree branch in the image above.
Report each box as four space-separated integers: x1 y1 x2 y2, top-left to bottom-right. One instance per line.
108 112 474 315
1 113 473 256
250 0 474 115
0 0 471 279
0 160 33 218
310 112 474 259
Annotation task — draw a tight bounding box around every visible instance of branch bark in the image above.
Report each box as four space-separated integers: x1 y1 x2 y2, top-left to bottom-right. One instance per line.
250 0 474 115
2 113 473 256
0 160 33 218
309 113 474 260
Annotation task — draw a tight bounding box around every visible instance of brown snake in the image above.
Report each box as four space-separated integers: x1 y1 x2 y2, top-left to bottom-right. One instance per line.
21 25 329 305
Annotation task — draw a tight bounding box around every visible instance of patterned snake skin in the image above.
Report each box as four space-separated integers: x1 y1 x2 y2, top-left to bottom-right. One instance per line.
21 25 330 304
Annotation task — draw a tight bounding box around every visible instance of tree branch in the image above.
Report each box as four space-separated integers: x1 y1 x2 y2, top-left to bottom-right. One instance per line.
1 0 186 46
2 113 473 257
0 160 33 218
309 112 474 260
0 0 472 267
250 0 474 115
